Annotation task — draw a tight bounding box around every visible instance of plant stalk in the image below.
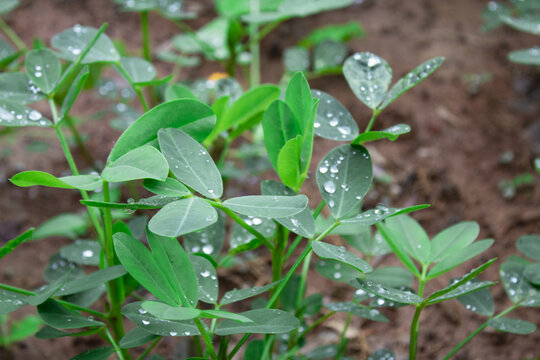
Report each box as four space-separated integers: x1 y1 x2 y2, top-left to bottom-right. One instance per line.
0 17 26 51
364 109 380 133
104 328 126 360
194 318 218 360
409 264 428 360
140 11 151 62
136 336 162 360
249 0 260 88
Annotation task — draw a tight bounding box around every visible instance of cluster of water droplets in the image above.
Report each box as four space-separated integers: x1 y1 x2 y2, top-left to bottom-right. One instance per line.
311 90 357 140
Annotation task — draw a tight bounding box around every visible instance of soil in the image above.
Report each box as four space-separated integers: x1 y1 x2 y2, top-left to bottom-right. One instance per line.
1 0 539 359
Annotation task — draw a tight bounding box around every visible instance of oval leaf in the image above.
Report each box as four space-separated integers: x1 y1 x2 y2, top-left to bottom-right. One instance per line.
119 57 156 84
0 72 44 105
215 309 299 335
222 195 307 218
312 241 372 273
488 317 536 334
25 48 61 94
0 100 51 127
316 144 372 219
11 170 101 191
190 255 218 304
311 89 358 141
143 178 190 197
52 25 120 64
37 300 104 329
351 124 410 144
102 145 169 183
351 279 423 304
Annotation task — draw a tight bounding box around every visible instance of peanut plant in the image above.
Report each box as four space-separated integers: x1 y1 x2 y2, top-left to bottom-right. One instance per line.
0 1 538 360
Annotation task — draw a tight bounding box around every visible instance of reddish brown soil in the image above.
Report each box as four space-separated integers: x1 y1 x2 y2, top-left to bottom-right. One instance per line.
0 0 539 359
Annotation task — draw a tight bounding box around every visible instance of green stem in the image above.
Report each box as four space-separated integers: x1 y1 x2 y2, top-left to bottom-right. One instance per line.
336 313 352 359
0 314 9 349
49 98 105 244
173 20 215 55
140 11 151 62
136 336 161 360
442 304 519 360
409 264 428 360
194 318 218 360
104 328 126 360
64 115 97 170
261 335 274 360
216 137 232 169
364 109 380 133
295 251 312 310
249 0 260 88
295 311 335 344
0 283 106 318
102 181 126 343
115 63 150 111
285 200 325 262
271 224 287 302
0 17 26 51
228 334 251 359
207 200 274 250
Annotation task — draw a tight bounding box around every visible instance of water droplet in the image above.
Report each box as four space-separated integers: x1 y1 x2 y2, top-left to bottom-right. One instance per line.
252 217 262 225
323 181 336 194
510 276 518 284
28 110 42 121
169 331 178 336
329 118 339 127
138 308 147 314
34 71 42 78
333 272 342 279
82 250 94 258
141 320 150 325
201 270 211 278
202 244 213 255
319 165 328 174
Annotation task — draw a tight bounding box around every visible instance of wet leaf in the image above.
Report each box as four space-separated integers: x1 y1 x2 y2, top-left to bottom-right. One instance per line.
59 66 89 121
230 215 275 252
119 327 159 349
382 215 430 265
143 177 190 197
340 205 430 226
215 309 299 335
25 48 61 94
488 317 536 334
55 265 126 296
223 195 307 218
0 228 34 260
11 171 101 191
37 300 104 329
427 280 495 305
501 15 540 35
351 279 423 304
220 282 279 305
325 302 388 322
368 349 396 360
101 145 169 183
428 239 494 278
299 21 364 47
122 302 200 336
524 262 540 285
378 57 444 110
316 144 372 219
71 347 113 360
0 72 44 104
0 100 51 127
142 301 201 320
316 259 360 282
456 279 494 316
0 289 29 314
516 234 540 261
311 89 358 141
119 56 156 84
351 124 410 144
52 25 120 64
312 241 372 273
158 128 222 199
0 0 19 14
184 211 225 258
190 255 218 304
33 213 87 240
429 221 480 263
343 52 392 109
149 197 218 237
313 40 347 72
500 256 540 306
108 99 216 162
366 267 414 288
283 47 310 73
508 47 540 66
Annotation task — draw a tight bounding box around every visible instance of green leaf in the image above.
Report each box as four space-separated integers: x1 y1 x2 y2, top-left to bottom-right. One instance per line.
351 124 410 144
5 315 42 343
200 309 253 323
427 259 497 302
262 100 301 172
122 302 200 336
59 65 89 121
0 289 29 314
500 256 540 306
283 47 310 73
55 265 127 296
11 170 101 191
378 57 444 110
382 215 430 265
0 228 34 260
114 232 180 306
36 326 101 339
146 230 199 307
488 317 537 334
101 145 169 182
37 300 104 329
51 25 120 64
524 262 540 285
143 177 190 197
81 195 179 210
340 204 430 225
311 90 358 141
516 234 540 261
215 309 299 335
260 180 315 238
142 301 201 320
316 259 360 282
509 47 540 66
223 195 307 218
119 56 156 84
207 85 280 143
456 279 494 316
70 347 113 360
33 213 87 240
0 72 44 105
313 40 347 72
242 0 353 23
149 197 218 237
230 216 275 252
428 239 494 278
220 282 279 305
158 128 222 198
343 52 392 109
325 302 389 322
343 228 391 257
190 255 218 304
366 267 414 288
28 273 70 306
429 221 480 263
108 99 216 162
24 48 62 94
368 349 396 360
351 279 423 304
0 100 51 127
501 15 540 35
277 135 303 188
285 72 313 129
165 83 197 101
481 1 512 31
312 241 372 273
299 21 364 47
316 144 372 219
0 40 20 68
0 0 19 14
427 280 495 305
119 327 159 349
185 210 225 257
244 339 265 360
60 240 101 266
44 253 84 283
